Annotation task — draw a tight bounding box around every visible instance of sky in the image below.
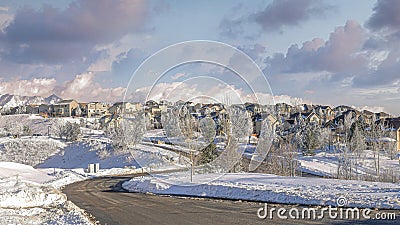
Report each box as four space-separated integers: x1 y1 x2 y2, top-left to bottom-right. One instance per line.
0 0 399 115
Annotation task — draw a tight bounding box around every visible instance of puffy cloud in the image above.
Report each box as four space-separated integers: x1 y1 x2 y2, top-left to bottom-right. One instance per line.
0 11 12 31
0 7 9 12
366 0 400 31
353 49 400 87
0 78 57 96
265 20 368 74
127 81 307 106
58 72 126 102
238 44 266 63
253 0 331 31
0 0 148 64
0 72 126 102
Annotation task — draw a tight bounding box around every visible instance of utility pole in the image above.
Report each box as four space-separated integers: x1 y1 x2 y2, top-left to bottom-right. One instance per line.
190 151 193 182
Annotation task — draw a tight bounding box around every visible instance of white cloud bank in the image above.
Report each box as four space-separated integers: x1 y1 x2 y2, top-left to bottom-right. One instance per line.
0 72 126 102
127 81 310 106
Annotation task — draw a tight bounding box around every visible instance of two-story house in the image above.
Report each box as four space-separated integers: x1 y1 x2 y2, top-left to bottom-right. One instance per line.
87 102 110 118
52 99 79 117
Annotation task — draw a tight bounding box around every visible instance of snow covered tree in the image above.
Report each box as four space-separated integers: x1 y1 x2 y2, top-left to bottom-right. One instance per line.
179 105 196 141
226 106 252 172
349 123 367 155
51 119 66 139
228 106 252 141
64 122 81 142
249 118 275 171
108 112 146 153
161 107 181 137
22 125 32 136
199 117 215 145
336 113 354 179
295 119 319 156
319 127 332 152
198 117 217 164
7 121 23 137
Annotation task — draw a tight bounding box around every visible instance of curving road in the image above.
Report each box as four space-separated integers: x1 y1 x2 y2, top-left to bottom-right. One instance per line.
62 175 399 225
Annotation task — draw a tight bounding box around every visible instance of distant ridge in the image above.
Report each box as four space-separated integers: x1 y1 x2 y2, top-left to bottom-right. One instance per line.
0 94 62 108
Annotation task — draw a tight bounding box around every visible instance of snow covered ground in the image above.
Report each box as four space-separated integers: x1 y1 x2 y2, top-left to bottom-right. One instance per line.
0 162 93 225
37 141 189 170
0 124 190 224
0 153 184 224
297 149 400 178
123 172 400 210
1 119 398 223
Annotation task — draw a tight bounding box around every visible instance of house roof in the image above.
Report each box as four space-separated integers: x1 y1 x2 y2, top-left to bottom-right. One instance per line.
315 105 332 110
290 111 319 120
362 110 374 116
56 99 77 105
381 117 400 130
376 111 391 117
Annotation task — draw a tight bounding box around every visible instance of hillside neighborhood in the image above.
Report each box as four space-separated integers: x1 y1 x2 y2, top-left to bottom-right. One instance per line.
1 0 400 223
1 94 399 155
1 94 399 223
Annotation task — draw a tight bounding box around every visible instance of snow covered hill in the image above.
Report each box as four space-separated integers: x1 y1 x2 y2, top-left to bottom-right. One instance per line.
0 93 62 108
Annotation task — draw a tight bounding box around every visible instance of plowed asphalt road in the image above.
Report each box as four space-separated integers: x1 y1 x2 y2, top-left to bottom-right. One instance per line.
62 174 400 225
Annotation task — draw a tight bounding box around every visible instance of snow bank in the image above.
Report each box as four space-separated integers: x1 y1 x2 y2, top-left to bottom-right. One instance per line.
0 137 66 167
0 162 93 224
0 178 66 208
0 162 53 183
123 172 400 210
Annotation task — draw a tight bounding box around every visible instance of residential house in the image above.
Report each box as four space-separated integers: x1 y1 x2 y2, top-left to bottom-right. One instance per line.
245 103 262 115
274 102 293 117
331 109 359 126
290 111 321 125
381 117 400 152
25 105 40 114
99 114 122 130
375 112 391 121
52 99 79 117
253 113 279 135
362 110 375 125
315 105 335 124
79 103 88 117
87 102 109 118
298 103 314 112
109 102 141 117
333 105 354 117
